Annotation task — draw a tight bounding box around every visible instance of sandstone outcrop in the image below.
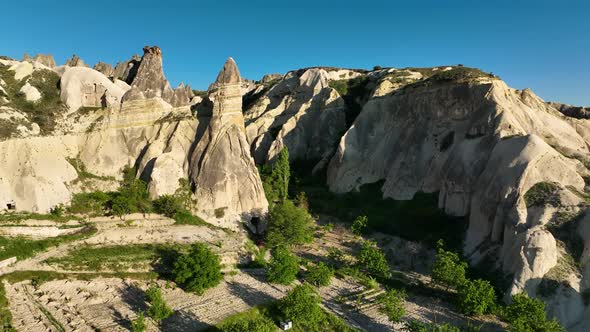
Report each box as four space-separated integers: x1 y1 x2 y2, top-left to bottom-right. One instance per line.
93 61 115 77
326 73 590 328
22 53 56 68
59 66 129 112
65 54 88 67
113 54 141 83
122 46 173 103
244 68 351 165
189 58 268 230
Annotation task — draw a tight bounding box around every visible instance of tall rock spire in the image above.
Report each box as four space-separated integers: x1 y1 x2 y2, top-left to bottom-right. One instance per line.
189 57 268 230
121 45 174 104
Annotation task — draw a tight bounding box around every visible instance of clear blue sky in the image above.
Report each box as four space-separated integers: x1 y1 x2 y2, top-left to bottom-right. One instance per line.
1 0 588 105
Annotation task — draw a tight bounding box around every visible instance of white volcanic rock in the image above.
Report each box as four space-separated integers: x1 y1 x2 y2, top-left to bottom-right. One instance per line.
19 82 41 102
8 61 34 80
189 58 268 230
122 46 173 104
244 68 348 164
59 66 128 112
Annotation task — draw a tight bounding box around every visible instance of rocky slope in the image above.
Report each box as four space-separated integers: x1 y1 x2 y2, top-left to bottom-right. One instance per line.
1 50 589 329
242 66 590 330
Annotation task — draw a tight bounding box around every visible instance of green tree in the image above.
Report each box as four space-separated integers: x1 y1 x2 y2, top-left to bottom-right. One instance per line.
504 293 564 332
263 147 290 203
266 245 299 285
278 284 325 330
378 288 406 322
153 195 182 218
116 166 152 214
431 240 467 289
131 311 147 332
145 286 173 322
173 243 223 295
351 215 369 236
305 262 334 287
266 200 314 247
358 240 390 278
457 279 496 316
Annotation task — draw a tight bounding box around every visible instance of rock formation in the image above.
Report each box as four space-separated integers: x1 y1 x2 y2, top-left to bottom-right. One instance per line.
325 72 590 329
113 54 141 84
22 53 56 68
189 58 268 230
122 46 173 104
93 61 114 77
243 68 352 165
60 67 129 112
170 83 194 107
65 54 88 67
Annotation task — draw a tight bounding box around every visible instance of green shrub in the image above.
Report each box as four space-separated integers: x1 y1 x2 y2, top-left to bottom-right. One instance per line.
145 286 173 322
266 200 314 247
153 195 182 218
131 312 147 332
217 309 276 332
50 204 64 217
305 262 334 287
378 288 406 322
214 207 226 218
266 245 299 285
351 215 369 235
278 284 325 330
173 243 223 295
431 240 467 289
503 293 564 332
457 279 496 316
524 182 561 207
0 282 15 332
358 240 390 278
404 320 463 332
68 191 112 215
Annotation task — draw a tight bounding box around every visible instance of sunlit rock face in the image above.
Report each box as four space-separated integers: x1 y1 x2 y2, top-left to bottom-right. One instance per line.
189 58 268 230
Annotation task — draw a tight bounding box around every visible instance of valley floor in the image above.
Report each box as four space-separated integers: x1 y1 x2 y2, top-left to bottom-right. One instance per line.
0 214 505 331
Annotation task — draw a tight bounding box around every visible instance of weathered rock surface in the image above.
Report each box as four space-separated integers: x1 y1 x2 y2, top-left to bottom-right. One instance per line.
549 101 590 119
244 68 351 165
19 82 41 102
93 61 115 77
189 58 268 229
64 54 88 67
327 75 590 328
170 83 194 107
59 66 129 112
22 53 56 68
113 54 141 83
122 46 173 103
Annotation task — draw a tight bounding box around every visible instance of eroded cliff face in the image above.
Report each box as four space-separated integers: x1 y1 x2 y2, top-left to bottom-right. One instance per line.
189 58 268 229
243 68 354 166
0 49 264 232
326 74 590 329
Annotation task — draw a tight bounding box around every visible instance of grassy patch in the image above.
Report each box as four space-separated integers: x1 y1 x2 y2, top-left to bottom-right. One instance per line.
524 182 561 208
0 225 96 261
44 243 190 272
291 167 466 250
0 282 16 332
0 212 82 223
0 64 66 135
1 270 157 285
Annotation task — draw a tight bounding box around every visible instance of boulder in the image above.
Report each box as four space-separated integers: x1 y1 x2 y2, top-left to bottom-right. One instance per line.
19 82 41 102
189 58 268 230
59 67 129 112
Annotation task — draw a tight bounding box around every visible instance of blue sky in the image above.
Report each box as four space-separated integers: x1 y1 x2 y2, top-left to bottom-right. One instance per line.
1 0 588 105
